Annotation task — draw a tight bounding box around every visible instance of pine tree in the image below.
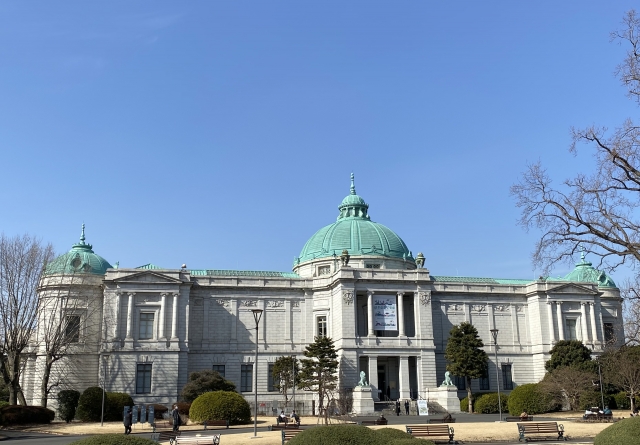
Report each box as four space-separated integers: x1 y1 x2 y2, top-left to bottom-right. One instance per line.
297 336 338 423
444 322 488 413
272 356 299 408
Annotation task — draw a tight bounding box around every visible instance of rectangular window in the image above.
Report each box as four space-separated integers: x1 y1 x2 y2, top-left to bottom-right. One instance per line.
139 313 155 340
479 370 490 391
454 375 466 390
502 364 513 390
212 365 225 378
136 364 152 394
604 323 615 343
268 363 276 392
241 364 253 392
64 315 81 343
566 319 578 341
317 316 327 337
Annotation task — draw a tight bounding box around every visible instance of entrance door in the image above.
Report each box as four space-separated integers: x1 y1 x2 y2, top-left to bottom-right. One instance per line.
378 365 388 401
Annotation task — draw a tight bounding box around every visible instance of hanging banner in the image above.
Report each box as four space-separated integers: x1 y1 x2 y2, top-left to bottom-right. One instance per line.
373 296 397 331
417 400 429 416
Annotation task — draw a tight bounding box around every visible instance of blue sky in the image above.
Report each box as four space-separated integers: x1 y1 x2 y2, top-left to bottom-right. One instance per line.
1 1 638 280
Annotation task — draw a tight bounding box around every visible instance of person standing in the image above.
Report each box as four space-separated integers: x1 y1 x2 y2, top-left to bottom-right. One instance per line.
123 409 132 435
172 405 181 432
404 400 410 415
395 400 400 416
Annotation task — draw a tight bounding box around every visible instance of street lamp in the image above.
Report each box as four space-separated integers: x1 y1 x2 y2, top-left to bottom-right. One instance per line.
100 354 110 427
251 309 263 438
490 329 502 422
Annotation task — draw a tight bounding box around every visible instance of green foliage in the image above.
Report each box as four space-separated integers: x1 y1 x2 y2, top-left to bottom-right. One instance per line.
374 427 414 442
444 322 488 413
297 336 339 414
189 391 251 425
105 392 134 421
0 401 9 410
272 356 300 407
545 340 593 372
579 390 608 411
180 370 237 403
613 392 631 410
507 383 556 415
151 404 168 419
76 387 105 422
68 434 157 445
594 417 640 445
389 440 435 445
474 392 509 414
602 346 640 411
288 424 387 445
460 395 469 412
175 402 191 416
0 405 55 425
57 389 80 423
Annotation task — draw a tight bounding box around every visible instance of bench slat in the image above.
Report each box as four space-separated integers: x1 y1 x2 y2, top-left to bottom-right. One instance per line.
517 422 566 442
406 424 455 443
175 434 220 445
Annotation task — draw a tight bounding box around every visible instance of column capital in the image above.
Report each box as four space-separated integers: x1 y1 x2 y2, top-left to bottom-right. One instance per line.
397 291 405 297
367 290 375 296
127 292 136 297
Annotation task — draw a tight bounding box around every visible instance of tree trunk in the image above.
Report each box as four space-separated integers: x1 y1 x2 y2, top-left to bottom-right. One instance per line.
17 388 26 406
40 356 53 407
467 378 473 413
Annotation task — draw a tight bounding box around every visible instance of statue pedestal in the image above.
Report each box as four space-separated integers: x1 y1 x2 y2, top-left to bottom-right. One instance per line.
352 386 376 416
433 386 460 413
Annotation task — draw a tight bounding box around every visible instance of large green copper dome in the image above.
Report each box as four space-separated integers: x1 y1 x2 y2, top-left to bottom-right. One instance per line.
561 252 616 288
296 174 413 265
44 225 112 276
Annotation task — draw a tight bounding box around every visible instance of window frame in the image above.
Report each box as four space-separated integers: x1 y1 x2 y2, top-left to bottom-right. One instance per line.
64 315 81 343
136 363 152 394
212 364 225 378
565 318 578 341
317 315 327 337
241 364 253 392
138 312 155 340
501 364 513 390
478 370 490 391
268 363 276 392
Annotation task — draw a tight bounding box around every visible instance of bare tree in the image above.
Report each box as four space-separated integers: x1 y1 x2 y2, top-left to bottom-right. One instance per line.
602 345 640 412
511 10 640 275
540 366 596 411
0 234 54 405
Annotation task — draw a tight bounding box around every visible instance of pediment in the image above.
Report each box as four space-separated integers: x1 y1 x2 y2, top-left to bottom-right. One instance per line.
111 271 183 284
545 283 599 296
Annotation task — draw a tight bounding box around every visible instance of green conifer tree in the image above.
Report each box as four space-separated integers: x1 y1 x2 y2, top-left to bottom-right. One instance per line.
297 336 339 423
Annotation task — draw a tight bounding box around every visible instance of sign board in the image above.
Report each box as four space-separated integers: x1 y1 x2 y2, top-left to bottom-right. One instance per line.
148 405 155 424
417 400 429 416
140 405 146 424
373 296 397 331
123 406 130 421
132 405 139 423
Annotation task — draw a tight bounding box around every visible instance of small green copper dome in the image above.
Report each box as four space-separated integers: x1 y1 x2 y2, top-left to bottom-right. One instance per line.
552 252 616 288
296 174 413 264
44 225 112 276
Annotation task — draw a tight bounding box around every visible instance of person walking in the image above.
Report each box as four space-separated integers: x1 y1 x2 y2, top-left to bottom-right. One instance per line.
123 409 132 435
172 405 181 432
404 399 410 415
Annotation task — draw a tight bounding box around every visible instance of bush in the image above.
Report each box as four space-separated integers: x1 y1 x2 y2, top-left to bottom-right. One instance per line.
189 391 251 425
0 401 9 410
579 390 609 411
0 405 55 425
181 370 237 403
151 404 168 419
175 402 191 416
594 416 640 445
507 383 556 415
105 392 134 422
460 395 470 412
612 392 632 410
68 434 157 445
374 427 414 442
474 392 509 414
76 387 105 422
389 440 435 445
288 424 387 445
58 390 81 423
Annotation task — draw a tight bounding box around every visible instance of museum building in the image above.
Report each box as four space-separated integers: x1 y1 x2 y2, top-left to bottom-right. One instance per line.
21 176 624 412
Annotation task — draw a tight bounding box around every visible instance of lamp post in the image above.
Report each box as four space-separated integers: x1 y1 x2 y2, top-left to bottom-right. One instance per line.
251 309 263 438
490 329 502 422
100 354 110 427
292 355 296 411
597 360 605 409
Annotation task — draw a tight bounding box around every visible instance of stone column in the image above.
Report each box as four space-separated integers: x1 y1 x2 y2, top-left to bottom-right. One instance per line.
589 302 599 344
125 292 134 339
547 300 556 343
203 297 210 346
598 301 605 344
171 293 179 340
367 291 374 337
399 356 411 400
114 292 122 340
580 303 589 342
556 302 565 341
159 293 166 340
368 356 379 401
397 292 405 337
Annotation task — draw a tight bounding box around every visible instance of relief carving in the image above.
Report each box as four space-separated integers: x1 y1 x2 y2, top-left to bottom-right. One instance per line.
419 291 431 306
291 301 300 308
241 300 258 307
267 300 284 308
342 291 354 305
471 304 486 312
216 299 229 307
494 304 510 312
447 303 462 312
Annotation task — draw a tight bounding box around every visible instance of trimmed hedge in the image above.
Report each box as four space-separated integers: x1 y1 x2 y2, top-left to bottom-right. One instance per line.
613 392 632 410
594 416 640 445
474 392 509 414
68 434 157 445
390 440 435 445
58 389 81 423
460 395 471 412
288 424 388 445
151 404 169 419
189 391 251 425
0 405 55 425
507 383 555 415
105 392 134 421
76 387 135 422
375 428 414 442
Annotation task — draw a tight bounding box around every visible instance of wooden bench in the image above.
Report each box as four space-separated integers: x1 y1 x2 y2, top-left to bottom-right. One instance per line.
506 416 533 422
151 431 180 445
517 422 566 442
281 429 302 444
269 424 300 431
406 424 456 443
203 420 230 429
175 435 221 445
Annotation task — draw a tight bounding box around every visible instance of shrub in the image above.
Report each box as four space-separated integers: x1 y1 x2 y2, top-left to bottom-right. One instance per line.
0 401 9 410
579 390 609 411
175 402 191 416
390 440 435 445
151 404 168 419
105 392 134 422
374 427 414 442
189 391 251 425
460 395 470 412
58 389 81 423
181 370 237 403
594 416 640 445
288 424 387 445
474 392 509 414
0 405 55 425
612 392 632 410
507 383 556 415
76 387 105 422
68 434 157 445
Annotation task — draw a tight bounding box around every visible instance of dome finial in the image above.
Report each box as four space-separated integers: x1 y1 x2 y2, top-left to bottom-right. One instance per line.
579 244 586 262
80 223 86 245
350 173 356 195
